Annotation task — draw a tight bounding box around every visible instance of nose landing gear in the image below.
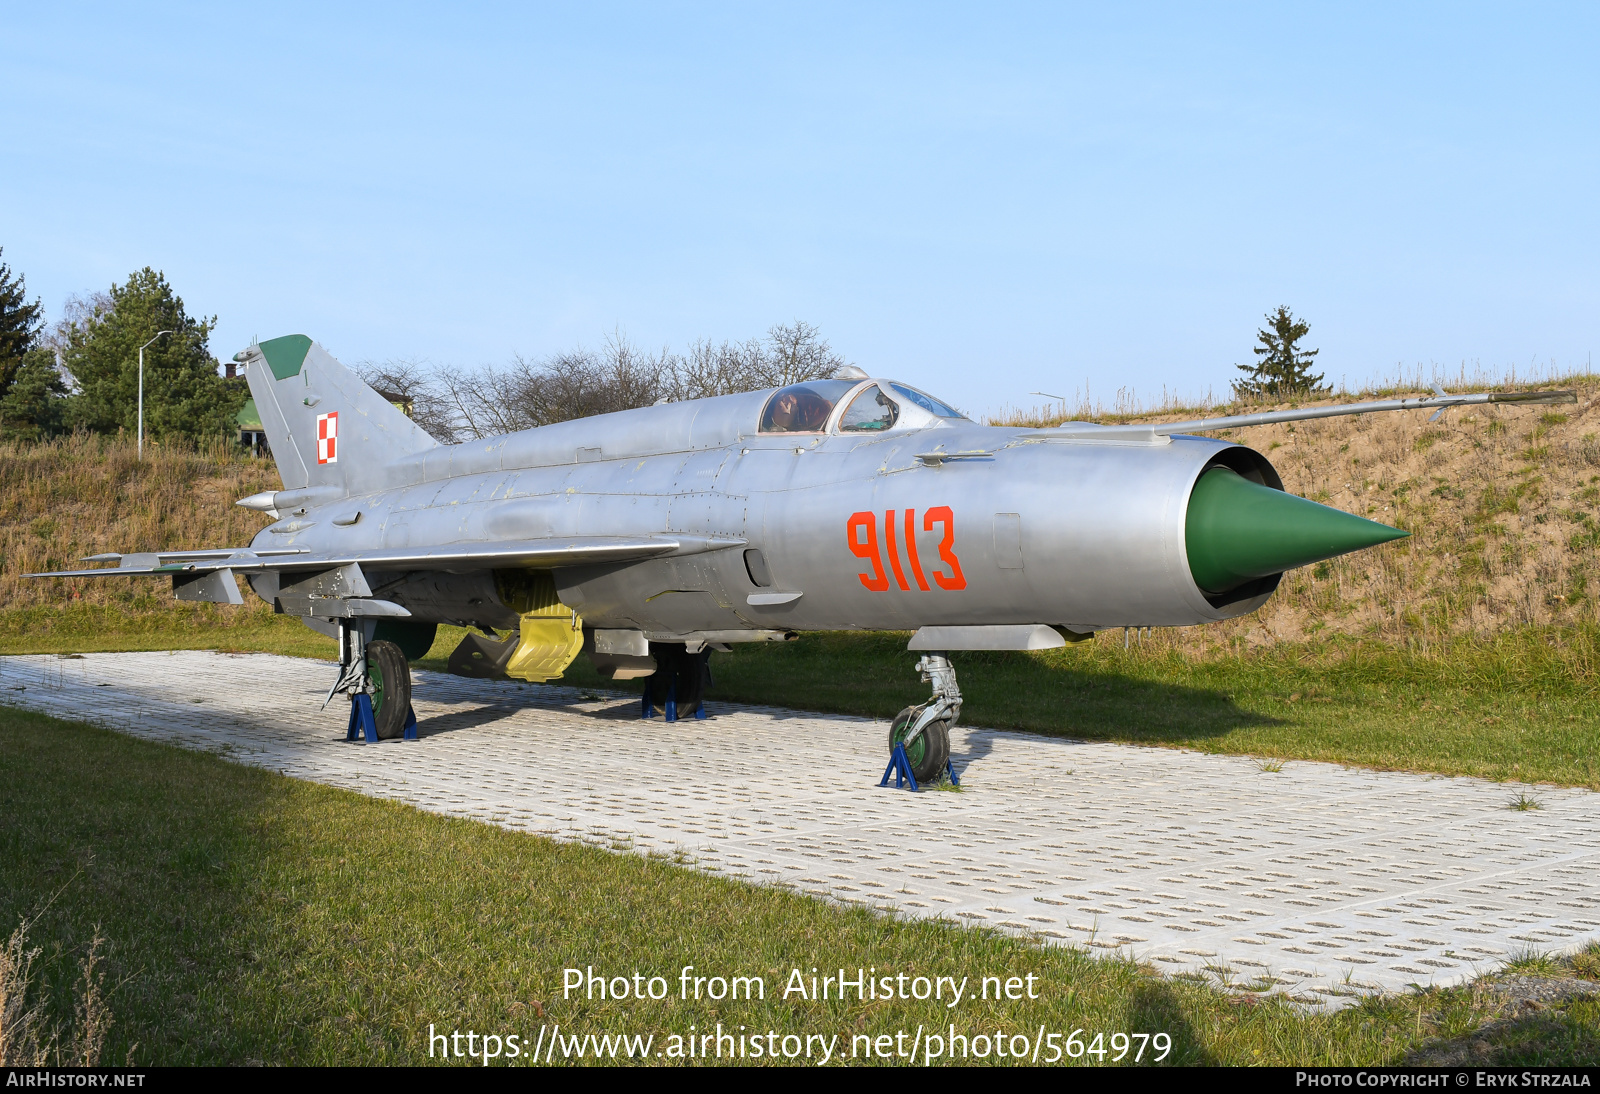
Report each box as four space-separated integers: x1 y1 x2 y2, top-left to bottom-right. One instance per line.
882 653 962 789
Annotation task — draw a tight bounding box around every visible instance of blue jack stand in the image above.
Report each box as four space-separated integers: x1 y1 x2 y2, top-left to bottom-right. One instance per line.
346 693 378 743
345 694 419 743
641 678 705 721
878 744 961 793
880 742 919 791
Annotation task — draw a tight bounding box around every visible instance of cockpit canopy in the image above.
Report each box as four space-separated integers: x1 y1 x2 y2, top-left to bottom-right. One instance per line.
759 380 857 432
758 379 965 434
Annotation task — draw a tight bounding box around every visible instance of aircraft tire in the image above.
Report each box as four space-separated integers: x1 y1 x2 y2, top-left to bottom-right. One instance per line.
888 705 951 784
367 639 412 740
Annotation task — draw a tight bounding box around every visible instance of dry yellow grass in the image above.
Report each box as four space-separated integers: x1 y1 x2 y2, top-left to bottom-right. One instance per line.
0 434 278 614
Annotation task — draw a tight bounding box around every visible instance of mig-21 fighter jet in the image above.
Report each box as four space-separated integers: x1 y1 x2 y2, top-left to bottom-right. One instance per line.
32 335 1574 781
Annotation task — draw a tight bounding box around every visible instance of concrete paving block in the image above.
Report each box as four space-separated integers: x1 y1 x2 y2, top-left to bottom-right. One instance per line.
2 650 1596 1007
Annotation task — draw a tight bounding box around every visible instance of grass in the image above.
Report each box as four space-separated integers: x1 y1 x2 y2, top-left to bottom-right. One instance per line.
1505 950 1565 978
0 434 277 612
0 918 109 1066
3 704 1597 1066
0 602 335 659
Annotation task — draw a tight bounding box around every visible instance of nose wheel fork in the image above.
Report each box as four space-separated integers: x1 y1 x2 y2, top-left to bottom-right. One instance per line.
880 653 962 791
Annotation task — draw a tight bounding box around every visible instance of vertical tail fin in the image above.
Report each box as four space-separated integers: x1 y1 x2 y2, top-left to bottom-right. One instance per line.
237 335 438 495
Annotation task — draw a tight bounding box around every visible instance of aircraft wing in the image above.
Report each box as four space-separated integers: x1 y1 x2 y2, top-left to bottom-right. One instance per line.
27 534 743 579
1021 388 1577 442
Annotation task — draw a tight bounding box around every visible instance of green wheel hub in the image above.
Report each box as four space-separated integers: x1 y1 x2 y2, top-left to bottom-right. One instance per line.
369 657 387 714
892 716 929 768
888 704 951 783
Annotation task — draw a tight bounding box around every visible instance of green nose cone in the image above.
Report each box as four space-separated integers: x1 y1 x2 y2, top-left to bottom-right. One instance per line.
1185 467 1409 595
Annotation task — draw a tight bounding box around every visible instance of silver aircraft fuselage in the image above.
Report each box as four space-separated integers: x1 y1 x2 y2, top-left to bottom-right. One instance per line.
46 332 1523 649
247 384 1276 639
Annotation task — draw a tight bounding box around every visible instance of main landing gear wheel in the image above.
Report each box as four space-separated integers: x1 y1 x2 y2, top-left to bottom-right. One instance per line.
366 639 412 740
889 705 951 784
643 642 712 717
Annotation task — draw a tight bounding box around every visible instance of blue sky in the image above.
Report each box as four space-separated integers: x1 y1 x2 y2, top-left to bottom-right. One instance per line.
3 3 1595 416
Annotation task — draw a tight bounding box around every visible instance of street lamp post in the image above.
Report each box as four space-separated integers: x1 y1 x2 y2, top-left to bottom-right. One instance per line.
137 331 174 460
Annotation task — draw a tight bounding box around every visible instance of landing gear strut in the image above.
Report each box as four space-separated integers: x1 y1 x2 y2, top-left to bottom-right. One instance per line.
885 653 962 785
642 642 711 721
325 620 415 741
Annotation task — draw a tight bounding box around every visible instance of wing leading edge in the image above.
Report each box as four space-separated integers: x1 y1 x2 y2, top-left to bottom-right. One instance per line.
27 534 744 579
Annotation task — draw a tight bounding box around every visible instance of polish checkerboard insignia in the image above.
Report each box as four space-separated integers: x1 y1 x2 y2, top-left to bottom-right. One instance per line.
317 411 338 464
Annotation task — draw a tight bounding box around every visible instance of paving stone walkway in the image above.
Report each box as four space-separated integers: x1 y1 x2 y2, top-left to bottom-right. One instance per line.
3 650 1597 1007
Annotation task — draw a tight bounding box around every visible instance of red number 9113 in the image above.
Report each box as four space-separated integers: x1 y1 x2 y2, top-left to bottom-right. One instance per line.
846 507 966 592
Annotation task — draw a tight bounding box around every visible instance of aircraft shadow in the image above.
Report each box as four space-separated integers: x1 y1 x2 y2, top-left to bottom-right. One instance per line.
684 638 1286 748
410 702 524 738
415 632 1284 747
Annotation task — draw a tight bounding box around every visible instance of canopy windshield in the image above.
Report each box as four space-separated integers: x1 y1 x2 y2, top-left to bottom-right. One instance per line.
887 383 966 419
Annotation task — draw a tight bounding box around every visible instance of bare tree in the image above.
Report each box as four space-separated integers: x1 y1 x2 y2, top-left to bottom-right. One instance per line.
672 336 765 400
368 321 852 442
432 362 526 439
37 292 115 391
40 292 113 357
356 359 462 443
666 322 845 400
765 320 844 387
523 331 674 422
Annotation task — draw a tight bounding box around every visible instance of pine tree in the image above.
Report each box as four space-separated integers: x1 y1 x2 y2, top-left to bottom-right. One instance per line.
61 268 244 442
0 248 45 402
0 346 68 440
1232 306 1325 399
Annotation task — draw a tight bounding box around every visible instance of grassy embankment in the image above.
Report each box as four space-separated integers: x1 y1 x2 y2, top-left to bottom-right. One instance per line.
4 703 1597 1066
